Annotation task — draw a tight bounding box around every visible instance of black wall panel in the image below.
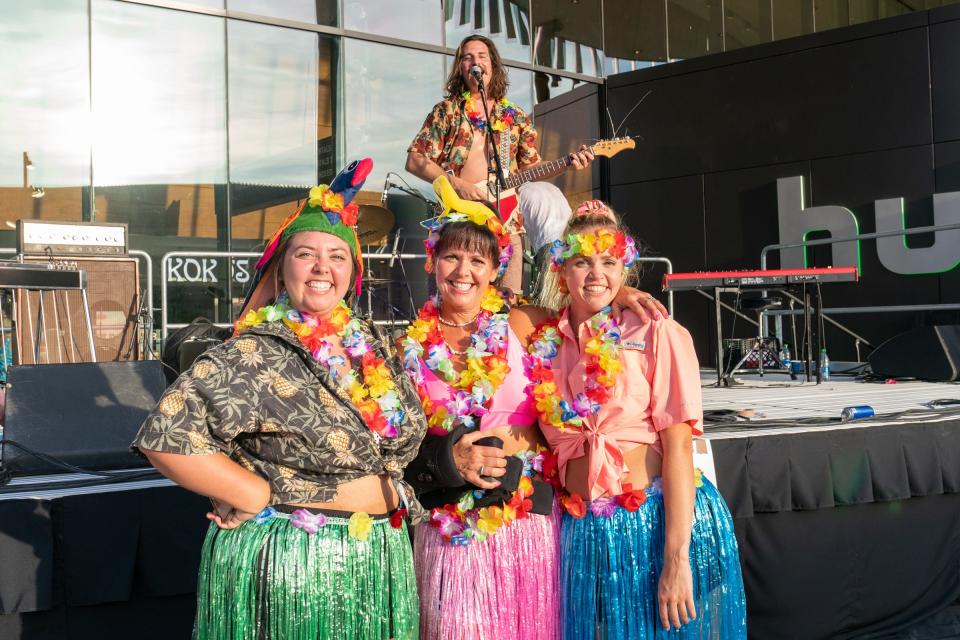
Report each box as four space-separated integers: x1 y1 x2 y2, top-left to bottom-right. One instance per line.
608 26 931 185
601 8 960 364
931 19 960 143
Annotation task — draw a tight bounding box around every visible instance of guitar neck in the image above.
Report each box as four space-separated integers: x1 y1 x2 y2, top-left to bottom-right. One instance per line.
504 147 589 190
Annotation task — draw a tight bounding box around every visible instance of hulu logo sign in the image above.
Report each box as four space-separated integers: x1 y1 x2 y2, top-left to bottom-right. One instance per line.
776 176 960 275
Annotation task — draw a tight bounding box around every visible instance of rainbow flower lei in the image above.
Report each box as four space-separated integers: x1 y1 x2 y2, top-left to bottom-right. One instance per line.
524 307 623 432
462 91 518 133
235 294 404 439
402 286 510 434
549 229 639 271
430 448 545 545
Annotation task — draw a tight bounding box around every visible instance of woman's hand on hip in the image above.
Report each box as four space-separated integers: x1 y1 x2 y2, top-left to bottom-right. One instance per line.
658 553 696 631
207 498 259 530
452 430 506 489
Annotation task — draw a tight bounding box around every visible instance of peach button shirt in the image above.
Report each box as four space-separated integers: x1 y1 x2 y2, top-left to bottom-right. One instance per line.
539 309 704 500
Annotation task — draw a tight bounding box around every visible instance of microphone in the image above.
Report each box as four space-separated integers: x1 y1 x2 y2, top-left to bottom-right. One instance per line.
380 176 391 207
469 65 484 87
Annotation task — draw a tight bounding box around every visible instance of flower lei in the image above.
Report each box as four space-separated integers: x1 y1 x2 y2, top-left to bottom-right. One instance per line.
251 506 409 540
402 286 510 434
423 211 513 278
525 307 623 432
430 449 545 545
549 229 639 271
235 294 404 439
462 91 518 133
539 449 705 519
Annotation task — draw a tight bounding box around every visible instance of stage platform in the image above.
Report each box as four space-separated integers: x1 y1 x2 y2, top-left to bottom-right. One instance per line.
701 367 960 424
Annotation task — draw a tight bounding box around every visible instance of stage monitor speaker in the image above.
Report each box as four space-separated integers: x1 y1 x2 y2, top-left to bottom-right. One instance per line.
1 360 166 476
867 325 960 381
15 255 140 364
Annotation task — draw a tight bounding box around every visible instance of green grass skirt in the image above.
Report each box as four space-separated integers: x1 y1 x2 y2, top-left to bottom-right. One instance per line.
193 514 418 639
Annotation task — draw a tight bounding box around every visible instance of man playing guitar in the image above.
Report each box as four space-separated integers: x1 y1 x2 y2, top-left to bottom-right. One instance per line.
406 34 595 295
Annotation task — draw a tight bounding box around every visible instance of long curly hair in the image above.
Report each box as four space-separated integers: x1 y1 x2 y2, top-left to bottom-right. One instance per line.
444 35 509 102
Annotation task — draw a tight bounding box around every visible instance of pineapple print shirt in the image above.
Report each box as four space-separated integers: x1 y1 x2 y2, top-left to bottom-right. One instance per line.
133 319 428 519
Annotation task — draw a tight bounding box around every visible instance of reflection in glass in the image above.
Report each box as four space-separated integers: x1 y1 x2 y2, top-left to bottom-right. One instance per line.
227 0 337 26
724 0 772 50
344 0 442 45
343 39 444 192
602 0 667 76
531 0 603 76
445 0 531 64
534 71 586 104
507 66 534 115
773 0 814 40
0 0 90 225
92 0 228 322
667 0 723 60
813 0 914 32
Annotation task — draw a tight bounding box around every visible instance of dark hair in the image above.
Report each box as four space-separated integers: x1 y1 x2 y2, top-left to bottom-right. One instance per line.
432 220 500 270
275 234 358 307
445 35 509 102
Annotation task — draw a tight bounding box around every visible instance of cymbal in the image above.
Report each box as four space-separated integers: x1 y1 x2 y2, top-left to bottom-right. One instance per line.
357 204 395 246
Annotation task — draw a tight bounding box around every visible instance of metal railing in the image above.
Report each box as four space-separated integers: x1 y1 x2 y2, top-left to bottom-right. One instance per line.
159 251 674 343
758 221 960 352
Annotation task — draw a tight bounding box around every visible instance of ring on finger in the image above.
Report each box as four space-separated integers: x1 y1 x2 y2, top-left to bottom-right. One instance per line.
479 465 485 476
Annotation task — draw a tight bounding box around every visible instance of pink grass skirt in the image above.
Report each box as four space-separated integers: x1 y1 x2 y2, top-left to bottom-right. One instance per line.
414 503 561 640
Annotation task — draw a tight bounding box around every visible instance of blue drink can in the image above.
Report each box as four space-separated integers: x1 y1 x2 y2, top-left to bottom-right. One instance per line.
841 405 874 421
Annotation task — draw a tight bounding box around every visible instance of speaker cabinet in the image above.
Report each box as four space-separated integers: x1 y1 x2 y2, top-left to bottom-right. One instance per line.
14 256 140 364
868 325 960 381
1 360 166 476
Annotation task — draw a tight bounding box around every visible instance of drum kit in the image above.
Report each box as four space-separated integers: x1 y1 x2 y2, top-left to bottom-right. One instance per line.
354 183 438 325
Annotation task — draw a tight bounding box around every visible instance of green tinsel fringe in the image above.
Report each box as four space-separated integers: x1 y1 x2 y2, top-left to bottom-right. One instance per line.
193 516 418 639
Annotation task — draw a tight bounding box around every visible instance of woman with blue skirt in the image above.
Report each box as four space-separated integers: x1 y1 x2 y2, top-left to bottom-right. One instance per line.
528 203 747 638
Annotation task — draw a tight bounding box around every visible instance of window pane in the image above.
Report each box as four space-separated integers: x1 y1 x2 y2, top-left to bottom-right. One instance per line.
227 20 338 310
667 0 723 60
445 0 531 64
724 0 772 51
773 0 814 40
343 39 444 192
507 66 534 115
531 0 603 76
602 0 667 76
0 0 90 226
92 1 229 324
227 0 337 26
344 0 442 45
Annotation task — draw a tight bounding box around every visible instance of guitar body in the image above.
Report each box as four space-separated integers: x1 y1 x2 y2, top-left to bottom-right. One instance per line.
469 137 635 234
473 181 521 231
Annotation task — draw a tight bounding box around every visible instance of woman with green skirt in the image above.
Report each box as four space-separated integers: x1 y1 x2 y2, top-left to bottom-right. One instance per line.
133 158 427 639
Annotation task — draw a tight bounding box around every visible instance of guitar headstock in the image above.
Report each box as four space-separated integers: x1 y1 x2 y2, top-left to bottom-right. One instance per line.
592 137 636 158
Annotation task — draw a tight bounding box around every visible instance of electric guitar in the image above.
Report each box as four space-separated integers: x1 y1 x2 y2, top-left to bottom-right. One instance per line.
473 137 636 230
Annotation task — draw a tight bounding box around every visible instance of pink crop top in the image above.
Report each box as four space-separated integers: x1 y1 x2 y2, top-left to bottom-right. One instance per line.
419 323 537 435
539 309 703 500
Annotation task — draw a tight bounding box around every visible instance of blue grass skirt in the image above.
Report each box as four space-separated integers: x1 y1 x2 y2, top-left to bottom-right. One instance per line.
560 477 746 639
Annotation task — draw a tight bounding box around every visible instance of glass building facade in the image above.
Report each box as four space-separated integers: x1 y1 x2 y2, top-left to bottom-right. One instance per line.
1 0 956 338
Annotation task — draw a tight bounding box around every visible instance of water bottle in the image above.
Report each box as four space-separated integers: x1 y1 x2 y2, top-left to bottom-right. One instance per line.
819 348 830 381
779 342 792 367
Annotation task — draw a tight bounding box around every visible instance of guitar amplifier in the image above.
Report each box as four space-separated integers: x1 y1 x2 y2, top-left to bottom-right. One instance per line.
15 256 140 364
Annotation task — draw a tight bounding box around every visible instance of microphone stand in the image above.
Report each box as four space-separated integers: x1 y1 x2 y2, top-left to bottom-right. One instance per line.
474 75 505 221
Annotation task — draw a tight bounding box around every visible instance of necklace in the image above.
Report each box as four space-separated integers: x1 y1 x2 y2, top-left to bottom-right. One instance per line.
438 312 479 328
525 307 623 432
462 91 519 133
402 286 510 433
235 294 404 439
